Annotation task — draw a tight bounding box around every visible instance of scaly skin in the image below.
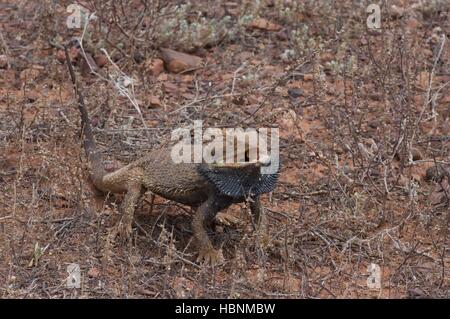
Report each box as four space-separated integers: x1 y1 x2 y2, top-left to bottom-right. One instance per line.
64 46 273 265
97 149 213 245
97 154 264 264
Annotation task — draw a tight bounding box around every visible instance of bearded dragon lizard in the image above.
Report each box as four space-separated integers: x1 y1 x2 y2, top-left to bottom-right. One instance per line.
64 47 278 264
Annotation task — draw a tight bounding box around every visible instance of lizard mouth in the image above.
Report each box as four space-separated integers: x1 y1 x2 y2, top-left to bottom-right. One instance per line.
210 156 271 169
210 161 270 168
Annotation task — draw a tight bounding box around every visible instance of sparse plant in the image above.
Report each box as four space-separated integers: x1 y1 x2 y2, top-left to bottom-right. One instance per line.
0 0 448 299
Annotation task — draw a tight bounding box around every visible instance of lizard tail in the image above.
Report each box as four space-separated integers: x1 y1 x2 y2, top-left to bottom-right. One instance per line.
64 46 107 191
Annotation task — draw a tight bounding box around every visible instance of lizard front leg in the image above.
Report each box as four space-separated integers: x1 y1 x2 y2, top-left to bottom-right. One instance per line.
192 196 231 265
250 196 265 230
250 196 270 247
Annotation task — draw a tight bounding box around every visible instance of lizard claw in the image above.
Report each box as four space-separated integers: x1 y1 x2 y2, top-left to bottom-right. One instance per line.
197 246 223 265
115 219 133 244
215 212 241 226
257 231 271 249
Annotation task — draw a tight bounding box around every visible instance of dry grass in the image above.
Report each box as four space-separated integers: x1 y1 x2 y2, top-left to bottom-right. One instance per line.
0 0 448 298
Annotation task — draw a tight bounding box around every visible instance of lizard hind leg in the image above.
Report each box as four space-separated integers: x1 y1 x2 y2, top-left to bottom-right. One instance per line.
114 183 145 243
100 166 146 243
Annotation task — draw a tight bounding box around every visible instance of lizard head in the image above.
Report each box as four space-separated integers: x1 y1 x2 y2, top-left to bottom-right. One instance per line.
199 131 279 197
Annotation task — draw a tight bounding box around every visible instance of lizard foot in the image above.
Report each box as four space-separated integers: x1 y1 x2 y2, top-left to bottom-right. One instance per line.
257 232 271 249
114 219 133 244
215 212 241 226
197 246 223 265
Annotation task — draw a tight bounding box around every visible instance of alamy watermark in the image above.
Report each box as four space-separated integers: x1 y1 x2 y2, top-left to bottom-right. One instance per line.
66 263 81 289
366 3 381 30
367 263 381 289
66 4 92 29
170 121 279 175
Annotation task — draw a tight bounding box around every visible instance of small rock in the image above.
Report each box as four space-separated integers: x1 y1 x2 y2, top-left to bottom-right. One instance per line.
407 288 429 299
395 147 423 162
423 49 433 58
390 5 405 18
0 55 8 69
221 73 234 81
320 52 334 63
181 92 195 100
160 48 202 73
181 74 194 83
163 82 179 94
56 50 66 63
235 51 253 62
0 69 15 86
368 93 382 101
148 95 162 108
133 51 144 64
398 174 409 187
56 48 79 64
368 120 379 129
276 30 289 41
87 267 100 278
111 51 123 62
406 18 419 31
94 53 108 68
26 90 39 103
411 148 423 161
157 73 168 81
249 18 282 31
20 68 41 82
288 87 304 98
145 58 164 76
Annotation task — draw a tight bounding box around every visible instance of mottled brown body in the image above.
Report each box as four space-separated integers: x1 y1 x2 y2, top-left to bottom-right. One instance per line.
91 147 265 263
64 47 275 264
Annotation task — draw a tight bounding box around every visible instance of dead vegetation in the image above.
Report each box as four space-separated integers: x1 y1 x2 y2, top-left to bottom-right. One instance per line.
0 0 449 298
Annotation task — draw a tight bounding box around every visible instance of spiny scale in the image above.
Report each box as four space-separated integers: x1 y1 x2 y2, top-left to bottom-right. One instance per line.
198 164 279 198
